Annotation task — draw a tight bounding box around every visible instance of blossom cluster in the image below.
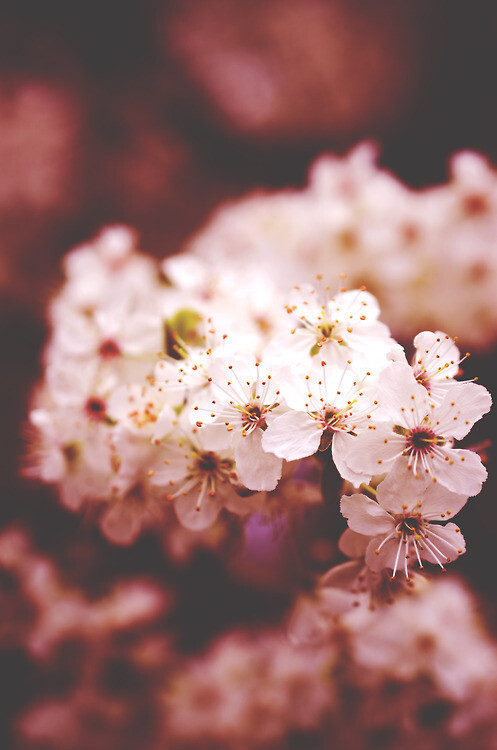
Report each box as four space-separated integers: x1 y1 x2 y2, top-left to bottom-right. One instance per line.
5 530 497 750
178 143 497 349
27 221 491 593
161 579 497 750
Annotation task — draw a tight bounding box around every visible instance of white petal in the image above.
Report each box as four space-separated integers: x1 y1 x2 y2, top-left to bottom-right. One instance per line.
338 528 370 559
377 361 430 425
341 494 394 535
320 559 365 590
365 534 402 572
223 489 266 516
433 382 492 440
430 448 487 497
174 489 223 530
376 461 469 518
149 445 190 486
100 500 143 545
335 423 400 478
421 522 466 565
332 431 375 486
262 411 321 461
153 406 176 441
235 431 282 491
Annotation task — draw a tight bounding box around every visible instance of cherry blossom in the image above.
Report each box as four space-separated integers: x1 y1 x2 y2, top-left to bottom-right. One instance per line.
273 282 397 369
341 463 468 577
262 359 378 471
193 355 283 491
337 361 491 495
410 330 467 404
149 422 265 530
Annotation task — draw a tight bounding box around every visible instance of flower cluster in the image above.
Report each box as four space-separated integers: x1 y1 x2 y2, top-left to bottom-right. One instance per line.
176 143 497 349
27 222 491 595
6 530 497 750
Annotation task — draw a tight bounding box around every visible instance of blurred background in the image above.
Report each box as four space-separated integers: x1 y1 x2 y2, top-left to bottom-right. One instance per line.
2 1 497 748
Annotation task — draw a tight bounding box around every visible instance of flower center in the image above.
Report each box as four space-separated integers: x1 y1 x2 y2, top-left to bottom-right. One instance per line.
319 322 335 340
396 515 424 536
242 403 267 430
98 338 121 359
62 442 81 468
194 451 234 479
85 396 107 421
394 425 446 456
322 408 341 430
195 452 219 474
407 428 444 454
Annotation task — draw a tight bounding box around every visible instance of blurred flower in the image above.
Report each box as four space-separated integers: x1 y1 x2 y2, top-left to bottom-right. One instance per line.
165 0 434 142
162 628 335 749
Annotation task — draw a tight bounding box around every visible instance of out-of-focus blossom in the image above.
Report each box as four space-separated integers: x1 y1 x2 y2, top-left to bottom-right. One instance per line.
0 528 170 660
287 576 497 747
164 0 434 142
161 628 335 749
342 577 497 705
0 529 173 750
176 144 497 349
0 80 81 213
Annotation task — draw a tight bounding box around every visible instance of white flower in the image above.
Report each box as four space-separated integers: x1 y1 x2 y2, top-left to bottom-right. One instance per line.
273 283 396 368
104 383 180 499
193 355 283 491
154 313 242 407
57 226 159 314
341 463 468 577
338 361 491 495
411 330 466 404
288 527 424 643
150 423 265 530
262 360 377 471
27 407 114 511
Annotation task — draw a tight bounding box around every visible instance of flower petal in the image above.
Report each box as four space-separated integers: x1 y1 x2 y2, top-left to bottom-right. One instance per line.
433 382 492 440
420 522 466 565
235 430 282 491
365 534 402 573
376 361 430 425
376 461 468 519
430 448 487 497
174 489 223 531
335 423 400 479
262 410 321 461
337 528 370 559
341 494 394 535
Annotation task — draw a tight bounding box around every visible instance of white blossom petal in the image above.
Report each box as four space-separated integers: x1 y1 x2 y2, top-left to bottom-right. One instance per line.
235 430 282 491
262 411 321 461
427 448 487 497
376 462 469 518
433 382 492 440
341 494 394 536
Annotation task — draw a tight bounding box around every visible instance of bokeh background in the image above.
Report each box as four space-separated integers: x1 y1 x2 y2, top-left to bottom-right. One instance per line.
2 1 497 748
